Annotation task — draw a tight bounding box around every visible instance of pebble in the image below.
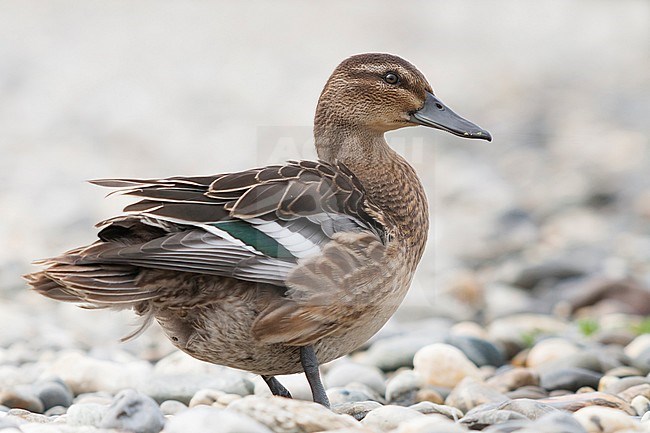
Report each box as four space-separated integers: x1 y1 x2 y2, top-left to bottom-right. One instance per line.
391 415 468 433
326 362 386 396
227 395 360 432
139 373 253 404
327 385 384 406
604 366 643 378
163 405 272 433
361 335 444 371
540 350 622 374
189 389 242 408
495 398 560 419
445 335 505 367
413 343 481 388
539 367 603 392
44 351 152 394
450 321 488 339
573 406 639 433
630 395 650 416
408 401 463 420
332 401 382 421
33 380 74 411
486 367 539 392
598 375 649 394
460 408 528 430
618 383 650 403
487 314 568 348
361 405 424 432
0 387 44 413
538 391 635 415
506 385 549 400
99 389 165 433
66 402 108 427
642 411 650 423
444 377 509 413
482 411 587 433
385 369 424 405
526 338 580 368
5 408 50 424
43 405 66 416
415 388 445 405
160 399 188 415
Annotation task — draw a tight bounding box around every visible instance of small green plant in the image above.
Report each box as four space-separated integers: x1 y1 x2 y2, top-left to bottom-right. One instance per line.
631 317 650 336
577 318 599 337
520 328 543 348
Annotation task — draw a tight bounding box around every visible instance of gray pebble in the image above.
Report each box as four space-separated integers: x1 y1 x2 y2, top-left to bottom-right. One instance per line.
139 373 253 404
445 335 505 367
326 362 386 395
482 411 587 433
164 405 272 433
540 367 602 392
160 399 188 415
362 335 443 371
99 389 165 433
33 379 74 410
385 369 424 405
460 408 528 430
327 386 382 406
332 400 382 421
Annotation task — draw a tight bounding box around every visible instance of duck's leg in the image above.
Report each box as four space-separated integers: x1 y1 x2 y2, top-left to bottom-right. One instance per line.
262 375 292 398
300 345 330 408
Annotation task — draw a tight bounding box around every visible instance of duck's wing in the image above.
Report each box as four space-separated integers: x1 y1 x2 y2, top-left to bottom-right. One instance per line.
67 160 388 289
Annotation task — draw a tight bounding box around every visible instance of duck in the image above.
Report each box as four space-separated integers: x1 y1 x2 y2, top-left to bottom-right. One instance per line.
25 53 491 408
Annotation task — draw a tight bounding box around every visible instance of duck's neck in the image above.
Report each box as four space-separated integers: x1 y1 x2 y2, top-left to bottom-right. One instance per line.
314 124 429 258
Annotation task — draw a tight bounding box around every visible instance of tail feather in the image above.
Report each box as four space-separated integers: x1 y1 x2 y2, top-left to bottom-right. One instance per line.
25 260 157 307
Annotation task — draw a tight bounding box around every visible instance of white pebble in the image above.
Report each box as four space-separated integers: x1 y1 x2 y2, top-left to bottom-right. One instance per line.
413 343 480 388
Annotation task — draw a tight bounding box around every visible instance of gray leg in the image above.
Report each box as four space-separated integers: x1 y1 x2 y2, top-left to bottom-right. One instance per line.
300 345 330 408
262 375 292 398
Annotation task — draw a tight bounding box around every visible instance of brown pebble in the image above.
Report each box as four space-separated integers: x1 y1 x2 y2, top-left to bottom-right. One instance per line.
577 386 596 393
0 389 44 414
617 383 650 403
445 378 509 413
415 388 444 405
486 367 539 393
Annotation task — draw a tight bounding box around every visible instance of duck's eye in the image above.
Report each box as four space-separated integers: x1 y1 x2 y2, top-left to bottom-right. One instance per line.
383 73 399 85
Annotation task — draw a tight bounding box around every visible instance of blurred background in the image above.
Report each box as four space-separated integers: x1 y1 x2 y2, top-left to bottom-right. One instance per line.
0 1 649 351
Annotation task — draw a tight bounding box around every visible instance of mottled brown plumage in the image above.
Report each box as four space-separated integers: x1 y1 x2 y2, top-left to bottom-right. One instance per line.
26 53 490 406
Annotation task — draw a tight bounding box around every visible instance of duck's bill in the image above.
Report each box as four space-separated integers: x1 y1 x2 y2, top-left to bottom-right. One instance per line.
410 92 492 141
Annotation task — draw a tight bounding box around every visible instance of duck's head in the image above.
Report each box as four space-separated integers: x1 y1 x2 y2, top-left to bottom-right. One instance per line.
314 53 491 146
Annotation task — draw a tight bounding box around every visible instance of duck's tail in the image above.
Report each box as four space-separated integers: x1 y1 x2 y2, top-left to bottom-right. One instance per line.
24 252 158 341
24 247 159 308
